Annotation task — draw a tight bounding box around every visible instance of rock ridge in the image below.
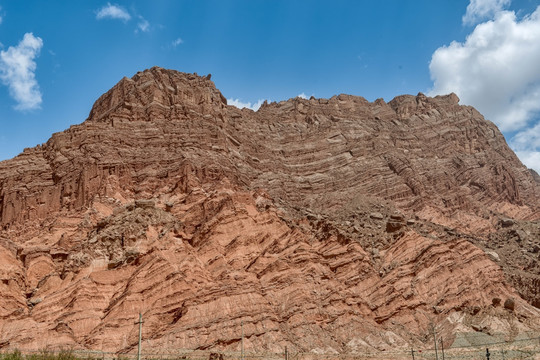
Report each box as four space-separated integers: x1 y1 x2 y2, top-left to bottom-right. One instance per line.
0 67 539 353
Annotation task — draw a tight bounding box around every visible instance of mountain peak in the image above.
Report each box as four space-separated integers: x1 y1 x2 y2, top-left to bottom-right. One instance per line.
87 67 227 123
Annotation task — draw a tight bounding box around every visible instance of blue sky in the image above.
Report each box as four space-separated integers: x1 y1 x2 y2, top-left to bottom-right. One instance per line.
1 0 540 172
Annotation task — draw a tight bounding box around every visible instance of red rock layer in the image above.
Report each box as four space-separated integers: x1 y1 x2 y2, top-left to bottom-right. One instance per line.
0 67 539 353
1 68 538 229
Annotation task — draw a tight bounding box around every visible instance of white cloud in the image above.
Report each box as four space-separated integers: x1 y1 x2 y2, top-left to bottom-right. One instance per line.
509 114 540 173
227 98 266 111
463 0 511 25
172 38 184 47
136 17 150 33
0 33 43 111
514 150 540 173
297 92 308 99
512 122 540 150
429 7 540 132
430 5 540 173
96 3 131 22
510 121 540 172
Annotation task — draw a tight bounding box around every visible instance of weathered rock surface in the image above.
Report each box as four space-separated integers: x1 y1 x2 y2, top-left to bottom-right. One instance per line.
0 67 539 353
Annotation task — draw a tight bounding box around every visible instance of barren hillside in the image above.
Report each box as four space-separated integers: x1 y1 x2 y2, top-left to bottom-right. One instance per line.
0 67 539 353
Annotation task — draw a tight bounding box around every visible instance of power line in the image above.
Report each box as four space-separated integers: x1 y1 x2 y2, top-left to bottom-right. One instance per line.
1 335 538 359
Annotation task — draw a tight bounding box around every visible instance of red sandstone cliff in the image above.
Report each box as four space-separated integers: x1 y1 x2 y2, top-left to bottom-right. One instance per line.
0 67 539 353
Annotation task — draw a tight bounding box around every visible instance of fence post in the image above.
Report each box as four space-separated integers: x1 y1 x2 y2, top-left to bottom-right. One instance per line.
137 313 143 360
411 348 415 360
431 325 439 360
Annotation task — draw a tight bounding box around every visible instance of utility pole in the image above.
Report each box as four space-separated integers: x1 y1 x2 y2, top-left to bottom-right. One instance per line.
440 337 445 360
431 324 439 360
137 313 143 360
241 320 244 360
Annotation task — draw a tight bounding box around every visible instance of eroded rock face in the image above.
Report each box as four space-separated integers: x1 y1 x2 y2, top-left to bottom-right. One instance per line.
0 67 539 353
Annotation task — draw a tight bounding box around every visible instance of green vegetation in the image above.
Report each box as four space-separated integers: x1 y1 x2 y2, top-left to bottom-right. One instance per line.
0 350 88 360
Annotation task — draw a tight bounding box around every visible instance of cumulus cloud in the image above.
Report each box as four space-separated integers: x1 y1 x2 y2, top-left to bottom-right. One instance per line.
431 3 540 173
514 150 540 174
0 33 43 111
430 8 540 132
429 5 540 172
463 0 511 25
227 98 266 111
297 93 308 99
511 122 540 171
96 3 131 21
512 122 540 150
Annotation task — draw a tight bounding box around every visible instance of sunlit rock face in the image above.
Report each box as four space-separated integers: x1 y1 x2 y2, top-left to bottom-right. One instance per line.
0 67 539 353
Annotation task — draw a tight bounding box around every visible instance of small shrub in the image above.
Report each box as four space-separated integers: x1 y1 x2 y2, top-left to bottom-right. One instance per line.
1 349 24 360
0 349 79 360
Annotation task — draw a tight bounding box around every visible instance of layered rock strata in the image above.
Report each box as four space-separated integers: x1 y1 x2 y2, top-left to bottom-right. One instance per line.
0 67 539 353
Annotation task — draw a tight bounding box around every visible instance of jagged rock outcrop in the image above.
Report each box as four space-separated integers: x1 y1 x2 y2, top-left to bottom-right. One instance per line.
0 67 539 353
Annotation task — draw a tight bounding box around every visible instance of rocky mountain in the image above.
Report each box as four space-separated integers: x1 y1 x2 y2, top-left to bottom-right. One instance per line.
0 67 539 353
